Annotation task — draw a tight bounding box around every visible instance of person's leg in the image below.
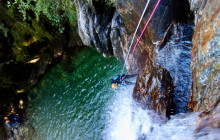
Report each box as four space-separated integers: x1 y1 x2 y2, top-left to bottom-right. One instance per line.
124 74 137 79
124 80 133 85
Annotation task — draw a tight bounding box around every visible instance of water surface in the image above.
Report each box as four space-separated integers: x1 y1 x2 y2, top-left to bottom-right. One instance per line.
25 46 218 140
26 46 122 139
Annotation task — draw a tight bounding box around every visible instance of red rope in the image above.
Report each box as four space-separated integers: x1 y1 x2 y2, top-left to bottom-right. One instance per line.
122 0 161 81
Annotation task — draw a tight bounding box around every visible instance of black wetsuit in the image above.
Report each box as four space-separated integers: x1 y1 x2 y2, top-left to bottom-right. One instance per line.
5 113 20 125
111 74 137 85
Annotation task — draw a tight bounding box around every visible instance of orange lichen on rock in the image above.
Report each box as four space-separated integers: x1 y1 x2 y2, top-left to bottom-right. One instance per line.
190 0 220 113
191 0 220 65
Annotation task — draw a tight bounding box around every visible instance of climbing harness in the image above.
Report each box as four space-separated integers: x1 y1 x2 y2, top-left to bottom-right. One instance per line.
120 0 151 76
121 0 161 81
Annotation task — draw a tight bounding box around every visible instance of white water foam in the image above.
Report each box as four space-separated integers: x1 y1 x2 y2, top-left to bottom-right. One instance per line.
104 84 219 140
104 85 154 140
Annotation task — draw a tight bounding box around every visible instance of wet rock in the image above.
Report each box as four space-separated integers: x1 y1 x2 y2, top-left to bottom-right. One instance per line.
110 11 129 63
114 0 175 72
133 65 175 119
74 0 115 57
155 23 194 113
189 0 220 112
195 98 220 138
74 0 139 72
114 0 194 116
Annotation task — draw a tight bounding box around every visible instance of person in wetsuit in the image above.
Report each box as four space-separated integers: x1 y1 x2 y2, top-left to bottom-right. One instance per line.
4 113 21 126
111 74 137 89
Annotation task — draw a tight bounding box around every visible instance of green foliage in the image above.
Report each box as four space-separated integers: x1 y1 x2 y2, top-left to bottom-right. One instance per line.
1 0 116 62
0 0 78 62
0 23 9 37
6 0 77 33
9 19 55 61
106 0 115 6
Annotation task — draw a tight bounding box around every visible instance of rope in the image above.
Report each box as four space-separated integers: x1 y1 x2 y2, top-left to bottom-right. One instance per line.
120 0 151 76
121 0 161 81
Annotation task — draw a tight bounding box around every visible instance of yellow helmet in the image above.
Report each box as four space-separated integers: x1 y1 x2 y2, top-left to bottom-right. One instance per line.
111 83 117 89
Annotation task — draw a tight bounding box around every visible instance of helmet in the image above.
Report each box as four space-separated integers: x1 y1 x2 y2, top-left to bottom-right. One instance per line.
111 83 117 89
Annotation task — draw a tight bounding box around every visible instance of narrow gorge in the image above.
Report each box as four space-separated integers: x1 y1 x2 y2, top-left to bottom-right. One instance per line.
0 0 219 139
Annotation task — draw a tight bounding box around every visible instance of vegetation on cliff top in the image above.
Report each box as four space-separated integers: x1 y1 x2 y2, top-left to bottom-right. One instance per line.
0 0 115 62
6 0 77 33
0 0 78 62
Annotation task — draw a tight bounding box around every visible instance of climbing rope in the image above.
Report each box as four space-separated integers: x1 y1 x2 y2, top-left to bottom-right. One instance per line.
120 0 151 76
121 0 161 81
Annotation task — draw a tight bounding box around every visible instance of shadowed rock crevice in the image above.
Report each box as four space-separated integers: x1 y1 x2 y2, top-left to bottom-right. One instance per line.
171 0 194 23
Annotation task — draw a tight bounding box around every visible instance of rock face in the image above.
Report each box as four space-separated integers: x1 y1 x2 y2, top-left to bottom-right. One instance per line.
195 98 220 138
133 65 175 119
74 0 138 72
75 0 195 117
74 0 219 120
75 0 115 57
189 0 220 112
187 0 220 135
115 0 194 116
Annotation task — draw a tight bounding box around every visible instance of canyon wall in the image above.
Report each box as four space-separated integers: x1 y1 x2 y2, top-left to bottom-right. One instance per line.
0 0 219 129
75 0 194 118
75 0 219 121
189 0 219 112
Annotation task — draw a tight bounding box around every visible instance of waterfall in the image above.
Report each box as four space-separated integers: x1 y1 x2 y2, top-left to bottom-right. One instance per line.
105 84 219 140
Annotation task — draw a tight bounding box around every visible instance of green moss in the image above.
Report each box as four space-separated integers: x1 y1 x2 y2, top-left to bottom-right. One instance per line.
9 19 55 61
